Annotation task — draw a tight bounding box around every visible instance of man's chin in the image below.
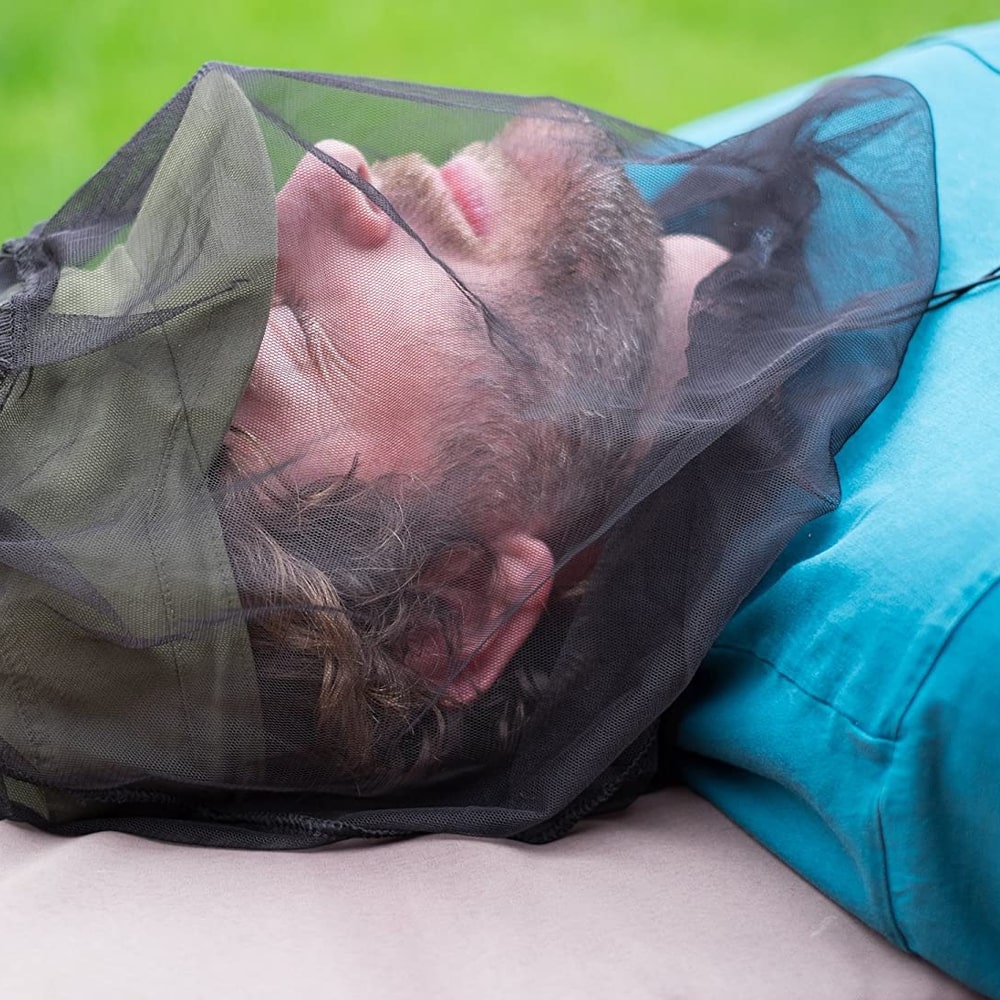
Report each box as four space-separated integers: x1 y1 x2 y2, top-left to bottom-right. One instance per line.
493 108 614 174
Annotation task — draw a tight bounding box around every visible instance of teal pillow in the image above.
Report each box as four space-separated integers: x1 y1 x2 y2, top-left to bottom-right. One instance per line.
667 23 1000 1000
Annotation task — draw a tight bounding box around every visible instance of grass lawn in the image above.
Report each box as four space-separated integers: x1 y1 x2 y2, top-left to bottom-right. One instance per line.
1 0 996 236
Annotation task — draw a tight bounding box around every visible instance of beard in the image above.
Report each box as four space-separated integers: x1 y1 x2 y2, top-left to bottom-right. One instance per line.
373 112 665 391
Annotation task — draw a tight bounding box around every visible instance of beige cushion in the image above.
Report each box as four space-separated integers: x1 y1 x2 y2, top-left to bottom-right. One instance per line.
0 788 982 999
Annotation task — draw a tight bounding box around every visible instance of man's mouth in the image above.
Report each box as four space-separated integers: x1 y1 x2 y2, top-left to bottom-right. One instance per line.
439 155 492 238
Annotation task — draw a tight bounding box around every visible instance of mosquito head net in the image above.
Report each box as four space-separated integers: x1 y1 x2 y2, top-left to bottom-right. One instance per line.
0 65 937 846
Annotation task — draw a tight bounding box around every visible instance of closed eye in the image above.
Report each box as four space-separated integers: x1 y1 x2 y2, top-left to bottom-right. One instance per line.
294 300 357 381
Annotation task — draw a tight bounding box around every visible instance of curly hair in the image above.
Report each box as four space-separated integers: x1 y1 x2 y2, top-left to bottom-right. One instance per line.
218 446 482 787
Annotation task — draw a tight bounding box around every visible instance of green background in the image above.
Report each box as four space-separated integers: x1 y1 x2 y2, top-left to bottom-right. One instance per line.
1 0 996 238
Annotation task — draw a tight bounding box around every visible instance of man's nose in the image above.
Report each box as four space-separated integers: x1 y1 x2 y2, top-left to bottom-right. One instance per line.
276 140 393 253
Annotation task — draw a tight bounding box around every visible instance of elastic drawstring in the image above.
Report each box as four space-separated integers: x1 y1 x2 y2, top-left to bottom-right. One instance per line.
926 263 1000 311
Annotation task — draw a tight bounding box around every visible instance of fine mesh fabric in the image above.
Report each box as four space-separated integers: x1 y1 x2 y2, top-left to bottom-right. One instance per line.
0 66 937 847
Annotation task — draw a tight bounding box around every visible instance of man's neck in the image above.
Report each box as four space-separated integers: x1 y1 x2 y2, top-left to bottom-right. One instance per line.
652 235 731 394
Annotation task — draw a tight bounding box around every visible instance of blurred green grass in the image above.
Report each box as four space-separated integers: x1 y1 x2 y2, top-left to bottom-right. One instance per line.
1 0 996 237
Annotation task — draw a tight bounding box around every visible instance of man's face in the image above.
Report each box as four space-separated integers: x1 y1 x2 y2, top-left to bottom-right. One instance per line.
222 113 669 746
228 115 662 493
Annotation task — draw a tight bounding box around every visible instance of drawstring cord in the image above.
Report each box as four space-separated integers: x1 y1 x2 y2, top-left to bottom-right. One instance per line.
927 263 1000 311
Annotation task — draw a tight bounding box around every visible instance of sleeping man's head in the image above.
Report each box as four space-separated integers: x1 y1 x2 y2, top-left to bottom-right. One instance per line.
221 111 725 779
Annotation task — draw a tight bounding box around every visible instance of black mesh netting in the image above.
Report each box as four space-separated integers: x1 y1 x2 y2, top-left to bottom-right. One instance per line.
0 66 937 847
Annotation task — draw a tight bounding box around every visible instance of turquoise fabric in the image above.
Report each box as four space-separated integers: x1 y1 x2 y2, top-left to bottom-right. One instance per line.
662 24 1000 999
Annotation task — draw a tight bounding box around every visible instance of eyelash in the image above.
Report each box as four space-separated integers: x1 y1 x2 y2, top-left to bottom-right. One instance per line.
294 300 353 379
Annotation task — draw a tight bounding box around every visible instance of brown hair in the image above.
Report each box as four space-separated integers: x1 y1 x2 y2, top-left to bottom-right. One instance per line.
219 442 490 787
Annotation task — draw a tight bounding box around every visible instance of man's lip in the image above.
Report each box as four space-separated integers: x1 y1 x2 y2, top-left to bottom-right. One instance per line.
439 155 491 237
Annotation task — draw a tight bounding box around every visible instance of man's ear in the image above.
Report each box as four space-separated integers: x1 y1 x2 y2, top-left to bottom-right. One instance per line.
406 532 554 704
